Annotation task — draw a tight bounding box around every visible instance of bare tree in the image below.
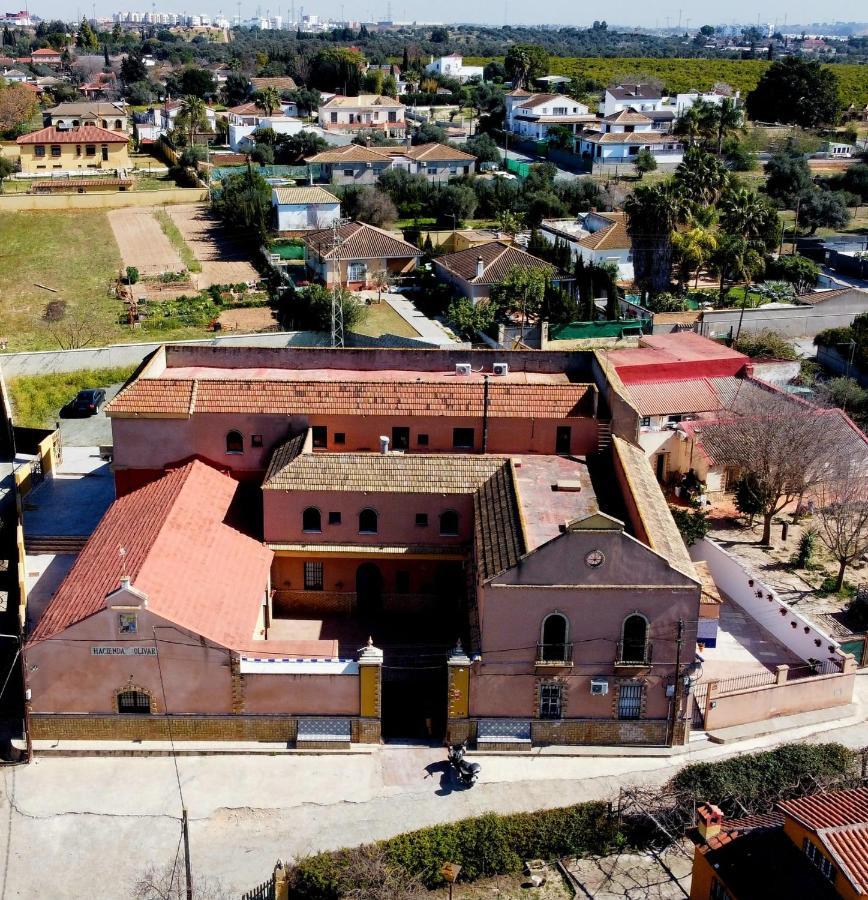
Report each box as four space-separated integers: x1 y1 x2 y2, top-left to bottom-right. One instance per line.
815 457 868 592
132 859 230 900
701 389 840 545
336 845 425 900
49 312 106 350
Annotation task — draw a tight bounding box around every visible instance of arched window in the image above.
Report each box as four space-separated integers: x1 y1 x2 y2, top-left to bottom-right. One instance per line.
101 119 108 128
117 688 151 714
226 430 244 453
302 507 322 533
439 509 459 536
358 508 378 534
540 612 569 662
114 119 122 130
72 119 80 126
621 614 649 664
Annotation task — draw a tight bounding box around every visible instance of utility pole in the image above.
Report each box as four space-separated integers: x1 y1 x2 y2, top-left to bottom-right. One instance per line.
182 807 193 900
791 194 802 255
667 618 685 746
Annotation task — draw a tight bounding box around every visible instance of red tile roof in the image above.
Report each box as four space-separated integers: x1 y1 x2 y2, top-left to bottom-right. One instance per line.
108 378 594 419
304 221 421 260
17 124 129 144
779 788 868 831
28 461 273 650
434 240 560 285
820 824 868 893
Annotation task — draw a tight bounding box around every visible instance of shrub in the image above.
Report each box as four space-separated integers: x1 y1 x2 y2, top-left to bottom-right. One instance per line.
125 266 139 285
669 743 858 817
288 802 616 897
670 506 709 546
734 329 797 360
791 528 817 568
42 299 68 322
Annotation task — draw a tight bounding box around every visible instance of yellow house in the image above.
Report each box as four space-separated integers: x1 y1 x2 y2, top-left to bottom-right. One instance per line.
16 125 129 174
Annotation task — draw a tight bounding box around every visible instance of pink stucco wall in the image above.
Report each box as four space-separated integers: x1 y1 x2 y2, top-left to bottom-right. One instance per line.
264 490 475 545
243 673 359 714
26 609 233 714
702 673 855 730
111 412 600 491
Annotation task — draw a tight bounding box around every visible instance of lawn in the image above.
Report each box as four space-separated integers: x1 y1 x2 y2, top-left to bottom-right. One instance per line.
0 210 218 351
7 366 136 428
350 299 420 339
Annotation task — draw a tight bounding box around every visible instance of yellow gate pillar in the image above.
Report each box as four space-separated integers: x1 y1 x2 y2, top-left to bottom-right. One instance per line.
356 637 383 743
447 640 473 745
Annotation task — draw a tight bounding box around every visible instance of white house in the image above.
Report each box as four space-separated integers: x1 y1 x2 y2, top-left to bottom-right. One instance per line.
577 109 683 171
272 185 341 232
599 83 666 116
227 101 304 151
504 90 594 140
539 211 634 282
673 88 741 116
135 101 218 144
317 94 406 137
1 67 28 82
424 55 484 84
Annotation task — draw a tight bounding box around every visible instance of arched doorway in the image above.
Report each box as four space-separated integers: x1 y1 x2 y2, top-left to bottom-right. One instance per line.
356 562 383 618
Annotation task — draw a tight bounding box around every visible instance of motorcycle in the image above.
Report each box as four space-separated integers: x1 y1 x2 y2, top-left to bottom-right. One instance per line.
447 740 481 787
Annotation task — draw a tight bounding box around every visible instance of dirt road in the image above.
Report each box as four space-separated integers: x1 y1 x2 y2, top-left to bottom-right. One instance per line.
107 207 184 277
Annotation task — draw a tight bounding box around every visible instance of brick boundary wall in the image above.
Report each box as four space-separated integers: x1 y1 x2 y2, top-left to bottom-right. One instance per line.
447 716 679 748
31 714 382 744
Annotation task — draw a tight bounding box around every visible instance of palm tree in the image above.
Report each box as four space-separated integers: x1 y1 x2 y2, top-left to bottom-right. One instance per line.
673 146 731 207
624 183 686 300
253 86 281 117
176 95 209 148
672 101 708 147
672 223 718 290
711 233 765 306
719 187 780 251
705 97 743 155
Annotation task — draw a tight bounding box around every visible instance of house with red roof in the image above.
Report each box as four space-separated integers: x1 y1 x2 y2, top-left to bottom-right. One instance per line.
29 47 62 66
690 788 868 899
16 124 129 174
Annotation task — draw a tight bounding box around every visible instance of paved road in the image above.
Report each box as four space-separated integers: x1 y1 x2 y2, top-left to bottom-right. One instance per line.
2 679 867 898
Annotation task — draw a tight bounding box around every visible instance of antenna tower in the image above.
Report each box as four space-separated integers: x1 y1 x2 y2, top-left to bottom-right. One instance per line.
331 218 350 348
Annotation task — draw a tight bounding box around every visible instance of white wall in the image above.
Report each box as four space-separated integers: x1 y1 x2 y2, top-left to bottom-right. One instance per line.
274 201 340 231
690 538 841 662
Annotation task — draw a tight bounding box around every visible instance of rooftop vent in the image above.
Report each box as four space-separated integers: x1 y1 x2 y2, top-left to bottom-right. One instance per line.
554 480 582 492
379 435 389 454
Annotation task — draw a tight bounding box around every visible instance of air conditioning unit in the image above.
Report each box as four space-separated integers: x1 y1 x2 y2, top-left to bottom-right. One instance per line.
590 678 609 696
455 363 472 376
492 362 509 376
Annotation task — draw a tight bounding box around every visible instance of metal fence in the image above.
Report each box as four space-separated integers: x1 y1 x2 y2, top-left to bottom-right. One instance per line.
241 879 274 900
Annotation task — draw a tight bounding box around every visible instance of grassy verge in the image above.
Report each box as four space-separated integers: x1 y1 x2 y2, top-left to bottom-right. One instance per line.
153 209 203 273
7 366 137 428
349 299 420 339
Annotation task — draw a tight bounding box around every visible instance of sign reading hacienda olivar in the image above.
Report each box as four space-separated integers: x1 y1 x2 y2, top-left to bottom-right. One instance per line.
90 647 158 656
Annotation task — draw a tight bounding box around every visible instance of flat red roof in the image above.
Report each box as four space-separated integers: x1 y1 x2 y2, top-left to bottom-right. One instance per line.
606 333 748 384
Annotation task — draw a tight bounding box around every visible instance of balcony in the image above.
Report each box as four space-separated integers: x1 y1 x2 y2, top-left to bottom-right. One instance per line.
615 640 653 669
535 642 573 668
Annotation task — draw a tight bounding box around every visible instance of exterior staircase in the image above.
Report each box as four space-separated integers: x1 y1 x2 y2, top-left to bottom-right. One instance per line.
597 420 613 451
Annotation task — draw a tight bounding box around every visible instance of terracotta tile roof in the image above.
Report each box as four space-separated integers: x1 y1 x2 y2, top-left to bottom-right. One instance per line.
580 129 678 145
305 144 393 164
819 823 868 893
474 460 525 581
271 185 339 205
30 177 133 190
304 221 421 260
612 435 696 578
779 788 868 831
46 102 126 116
517 92 577 110
602 109 652 124
320 93 404 108
505 88 531 97
28 461 273 650
107 378 194 416
626 377 732 416
796 287 866 306
513 114 597 124
703 811 785 850
577 212 630 251
108 378 593 420
251 76 298 91
31 47 61 56
17 125 129 144
264 442 508 492
434 240 560 285
401 142 476 162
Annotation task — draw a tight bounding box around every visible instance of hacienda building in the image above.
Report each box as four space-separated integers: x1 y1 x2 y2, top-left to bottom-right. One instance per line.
23 345 706 748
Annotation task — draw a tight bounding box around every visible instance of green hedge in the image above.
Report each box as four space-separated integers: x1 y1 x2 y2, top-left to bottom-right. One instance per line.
289 802 616 898
669 743 858 816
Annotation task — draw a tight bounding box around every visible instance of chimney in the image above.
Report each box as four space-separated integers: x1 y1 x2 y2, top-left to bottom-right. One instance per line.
120 575 131 591
476 256 484 279
380 435 389 454
696 803 724 841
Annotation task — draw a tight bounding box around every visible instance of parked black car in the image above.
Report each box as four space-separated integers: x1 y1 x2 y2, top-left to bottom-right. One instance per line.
65 389 106 417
